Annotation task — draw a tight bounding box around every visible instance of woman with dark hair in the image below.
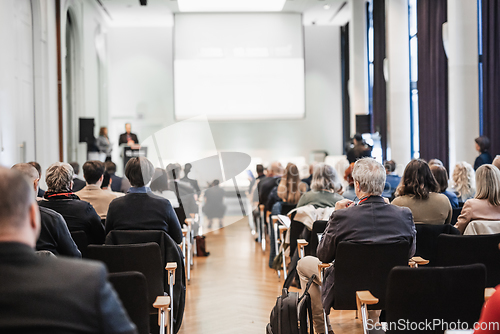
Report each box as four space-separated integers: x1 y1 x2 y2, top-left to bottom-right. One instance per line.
430 165 459 208
474 136 493 170
392 159 452 224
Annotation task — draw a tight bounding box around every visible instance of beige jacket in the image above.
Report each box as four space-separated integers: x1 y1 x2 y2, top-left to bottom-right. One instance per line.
75 185 123 219
392 192 452 225
455 198 500 234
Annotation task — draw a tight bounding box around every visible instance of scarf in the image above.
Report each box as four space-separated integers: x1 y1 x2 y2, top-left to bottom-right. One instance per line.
43 191 80 200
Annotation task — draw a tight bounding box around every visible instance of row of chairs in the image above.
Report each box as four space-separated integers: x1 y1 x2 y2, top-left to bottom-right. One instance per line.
69 216 201 334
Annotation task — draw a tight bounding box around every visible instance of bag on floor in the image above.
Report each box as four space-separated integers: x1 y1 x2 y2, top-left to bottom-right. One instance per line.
195 235 210 256
266 274 315 334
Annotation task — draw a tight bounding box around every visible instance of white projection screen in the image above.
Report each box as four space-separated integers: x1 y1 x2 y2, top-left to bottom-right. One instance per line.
174 13 305 120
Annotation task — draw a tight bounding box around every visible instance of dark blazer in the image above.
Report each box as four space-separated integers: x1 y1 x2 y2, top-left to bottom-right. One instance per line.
0 242 137 334
38 198 105 245
317 196 416 310
474 151 493 170
71 178 86 192
105 192 183 244
37 206 81 257
118 133 139 145
258 176 280 208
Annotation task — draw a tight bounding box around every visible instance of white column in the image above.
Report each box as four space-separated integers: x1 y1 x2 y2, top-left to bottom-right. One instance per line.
386 0 412 170
448 0 479 171
348 0 368 136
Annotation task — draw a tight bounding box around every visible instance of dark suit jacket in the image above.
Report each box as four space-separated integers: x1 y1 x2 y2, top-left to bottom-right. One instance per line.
105 192 183 244
0 242 137 334
71 178 86 192
474 151 493 170
37 206 81 257
317 196 416 310
118 133 139 145
38 198 105 245
258 176 280 209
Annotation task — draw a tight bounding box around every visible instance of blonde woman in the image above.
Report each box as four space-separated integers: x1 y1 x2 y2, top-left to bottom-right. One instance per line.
455 164 500 234
277 163 307 205
451 161 475 204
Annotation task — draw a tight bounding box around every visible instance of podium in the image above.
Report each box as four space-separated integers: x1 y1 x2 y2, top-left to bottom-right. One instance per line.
121 144 148 170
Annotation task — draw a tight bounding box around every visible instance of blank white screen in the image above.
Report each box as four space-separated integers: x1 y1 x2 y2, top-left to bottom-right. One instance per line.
174 13 305 120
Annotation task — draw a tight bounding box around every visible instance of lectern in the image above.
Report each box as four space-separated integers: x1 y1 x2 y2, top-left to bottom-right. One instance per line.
121 144 147 170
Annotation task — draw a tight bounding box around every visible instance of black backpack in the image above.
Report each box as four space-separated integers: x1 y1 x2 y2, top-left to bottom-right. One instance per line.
266 275 315 334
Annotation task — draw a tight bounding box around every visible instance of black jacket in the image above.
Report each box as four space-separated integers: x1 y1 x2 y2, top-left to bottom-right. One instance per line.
38 195 105 245
317 196 416 312
118 133 139 145
0 242 137 334
105 192 183 244
37 206 81 257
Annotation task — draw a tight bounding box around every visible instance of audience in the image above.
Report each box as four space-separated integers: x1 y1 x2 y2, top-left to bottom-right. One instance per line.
430 165 459 209
106 157 183 243
28 161 45 198
392 159 452 224
296 163 344 208
105 161 131 193
69 161 86 192
382 160 400 198
455 164 500 234
296 158 416 334
38 162 105 244
203 179 226 229
76 160 122 220
451 161 476 204
12 163 81 258
301 163 317 188
474 136 493 171
258 161 283 212
0 167 137 333
341 163 357 201
428 158 444 167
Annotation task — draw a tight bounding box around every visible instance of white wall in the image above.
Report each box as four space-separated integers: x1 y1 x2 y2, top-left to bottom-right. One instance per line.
107 24 343 170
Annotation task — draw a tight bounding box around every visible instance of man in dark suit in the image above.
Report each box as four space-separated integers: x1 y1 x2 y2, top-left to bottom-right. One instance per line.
257 161 283 212
0 166 137 333
118 123 139 146
297 158 416 334
69 161 86 192
106 157 183 244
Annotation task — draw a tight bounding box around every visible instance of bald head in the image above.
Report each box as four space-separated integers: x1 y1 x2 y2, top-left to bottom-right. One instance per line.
0 167 36 233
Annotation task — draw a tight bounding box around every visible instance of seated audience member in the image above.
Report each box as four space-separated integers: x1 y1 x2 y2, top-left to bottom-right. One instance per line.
474 284 500 334
268 163 307 214
301 163 317 189
12 163 81 258
341 163 357 201
28 161 45 198
203 179 226 229
105 161 131 193
430 165 459 209
474 136 493 170
106 157 183 244
428 158 444 167
392 159 452 224
76 160 122 220
346 133 372 164
0 167 137 333
451 161 476 204
297 158 416 334
258 162 283 212
69 161 86 192
181 163 201 198
250 164 266 203
455 164 500 234
101 171 124 196
382 160 401 198
39 162 105 244
297 163 344 208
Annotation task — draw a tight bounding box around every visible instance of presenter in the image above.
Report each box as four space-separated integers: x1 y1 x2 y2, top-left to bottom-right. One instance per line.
118 123 139 146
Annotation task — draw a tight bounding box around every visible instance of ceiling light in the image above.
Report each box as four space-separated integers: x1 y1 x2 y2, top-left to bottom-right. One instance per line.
323 4 331 10
178 0 286 12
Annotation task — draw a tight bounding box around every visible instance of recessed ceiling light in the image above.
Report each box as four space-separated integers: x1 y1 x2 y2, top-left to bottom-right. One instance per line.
178 0 287 12
323 4 331 10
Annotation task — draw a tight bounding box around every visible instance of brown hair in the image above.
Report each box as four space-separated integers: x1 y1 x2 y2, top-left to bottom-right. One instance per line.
475 136 490 153
430 165 449 193
125 157 155 187
0 167 34 229
82 160 105 185
397 159 439 200
277 163 305 204
99 127 107 137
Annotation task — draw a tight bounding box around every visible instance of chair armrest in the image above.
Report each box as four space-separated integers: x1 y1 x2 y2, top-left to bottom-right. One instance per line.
356 290 379 305
297 239 309 248
259 204 265 211
278 225 288 232
184 218 193 226
153 296 171 309
318 262 332 270
166 262 177 285
485 287 496 302
409 256 429 267
182 228 188 236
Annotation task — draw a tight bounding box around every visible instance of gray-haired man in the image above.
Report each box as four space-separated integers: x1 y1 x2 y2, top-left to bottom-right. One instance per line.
296 158 416 334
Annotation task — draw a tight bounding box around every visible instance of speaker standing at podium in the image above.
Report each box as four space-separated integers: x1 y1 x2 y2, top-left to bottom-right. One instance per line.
118 123 138 146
